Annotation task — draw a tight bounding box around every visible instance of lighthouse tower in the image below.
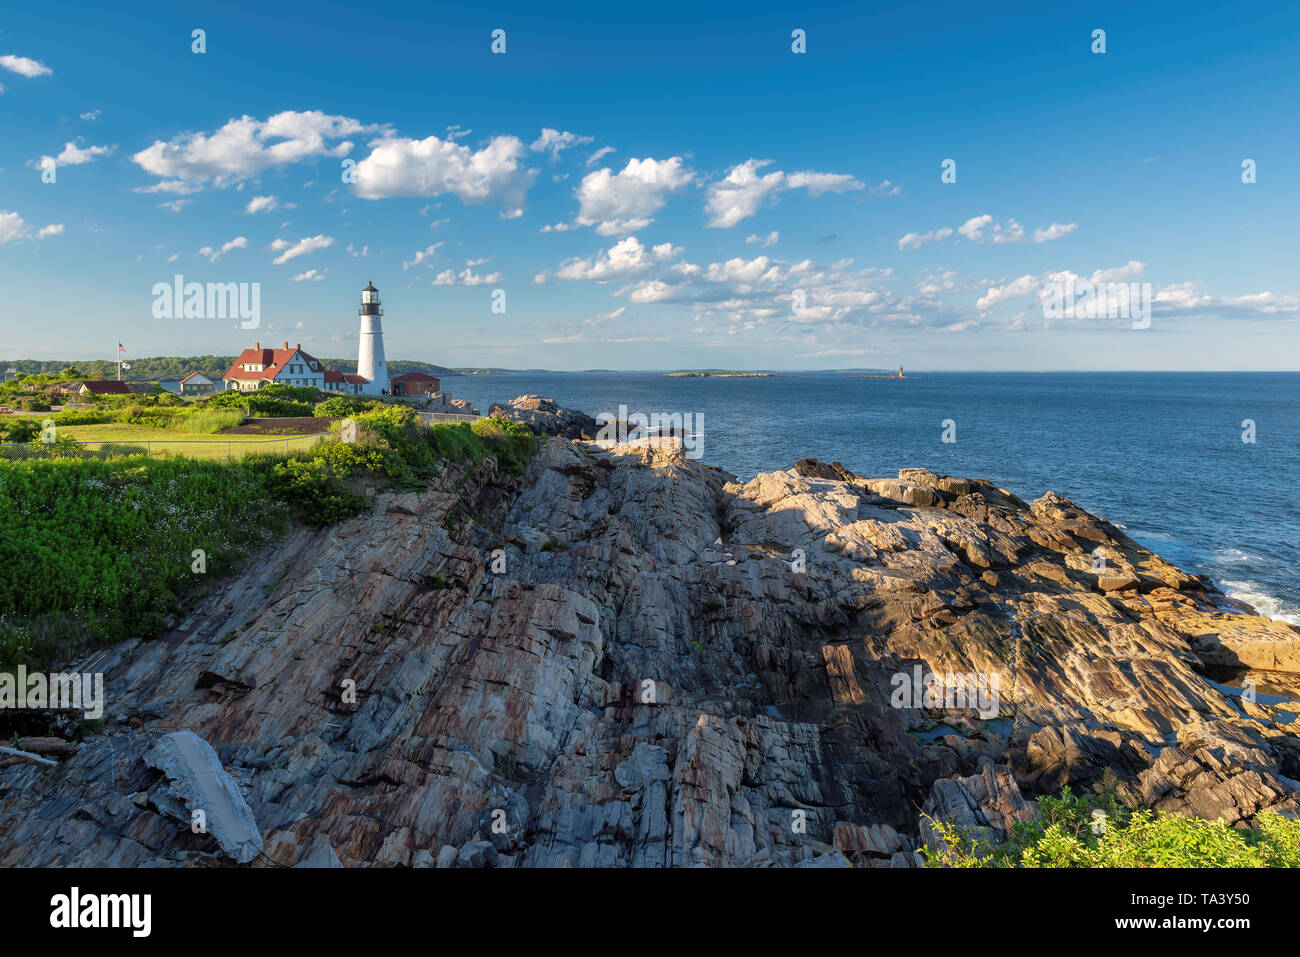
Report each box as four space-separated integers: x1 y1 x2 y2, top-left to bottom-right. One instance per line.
356 281 388 396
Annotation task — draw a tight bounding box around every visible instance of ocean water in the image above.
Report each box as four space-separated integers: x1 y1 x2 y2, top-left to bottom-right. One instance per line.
446 371 1300 625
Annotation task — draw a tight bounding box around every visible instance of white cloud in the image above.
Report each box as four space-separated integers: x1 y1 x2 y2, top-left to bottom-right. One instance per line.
902 215 1075 250
898 227 954 251
199 236 248 261
34 141 114 172
702 256 781 284
957 214 994 242
0 210 62 244
0 55 51 77
431 267 503 286
530 128 593 157
704 160 785 228
705 159 864 228
134 110 383 190
1033 222 1078 243
583 306 626 326
403 242 443 270
573 157 694 234
746 230 779 247
270 234 333 265
554 236 681 281
291 269 326 282
244 194 278 214
586 146 616 167
351 133 535 217
80 109 101 121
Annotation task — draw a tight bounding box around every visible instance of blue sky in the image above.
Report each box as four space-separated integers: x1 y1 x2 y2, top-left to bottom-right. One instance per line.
2 0 1298 370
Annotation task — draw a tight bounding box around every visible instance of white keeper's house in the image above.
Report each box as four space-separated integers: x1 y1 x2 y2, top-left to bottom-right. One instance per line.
222 341 369 394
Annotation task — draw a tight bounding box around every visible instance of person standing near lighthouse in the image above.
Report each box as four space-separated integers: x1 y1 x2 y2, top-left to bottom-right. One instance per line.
357 281 389 396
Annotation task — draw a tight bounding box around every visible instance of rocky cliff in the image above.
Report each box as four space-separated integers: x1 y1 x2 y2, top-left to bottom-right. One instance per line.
3 415 1299 867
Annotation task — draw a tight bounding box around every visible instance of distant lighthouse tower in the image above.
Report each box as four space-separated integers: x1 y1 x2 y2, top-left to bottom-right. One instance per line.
357 280 388 396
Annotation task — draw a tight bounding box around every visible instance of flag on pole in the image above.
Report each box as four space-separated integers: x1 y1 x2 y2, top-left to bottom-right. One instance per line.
118 342 126 352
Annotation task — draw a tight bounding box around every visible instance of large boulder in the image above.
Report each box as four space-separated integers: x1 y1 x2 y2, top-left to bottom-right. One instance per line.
488 395 601 440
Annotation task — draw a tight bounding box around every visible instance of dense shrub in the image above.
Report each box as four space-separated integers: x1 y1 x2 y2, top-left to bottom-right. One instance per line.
471 417 537 475
922 785 1300 868
313 395 384 418
200 384 319 417
0 418 42 443
0 458 288 666
264 456 367 525
49 409 113 426
0 411 539 670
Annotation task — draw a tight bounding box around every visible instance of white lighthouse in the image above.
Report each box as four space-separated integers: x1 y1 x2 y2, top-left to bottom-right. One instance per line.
356 280 388 395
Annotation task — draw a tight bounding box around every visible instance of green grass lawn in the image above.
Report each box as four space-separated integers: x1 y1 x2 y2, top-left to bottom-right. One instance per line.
55 423 322 460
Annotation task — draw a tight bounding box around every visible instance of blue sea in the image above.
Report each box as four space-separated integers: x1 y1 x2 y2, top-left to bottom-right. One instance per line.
446 371 1300 624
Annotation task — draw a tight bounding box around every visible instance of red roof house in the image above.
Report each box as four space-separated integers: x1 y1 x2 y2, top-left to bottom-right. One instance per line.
223 341 326 392
389 371 440 396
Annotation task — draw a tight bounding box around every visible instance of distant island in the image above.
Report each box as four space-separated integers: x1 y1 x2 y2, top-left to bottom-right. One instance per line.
659 370 775 378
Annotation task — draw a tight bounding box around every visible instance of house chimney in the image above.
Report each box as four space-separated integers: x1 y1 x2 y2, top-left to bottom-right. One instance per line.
282 341 289 350
295 343 301 351
254 341 260 349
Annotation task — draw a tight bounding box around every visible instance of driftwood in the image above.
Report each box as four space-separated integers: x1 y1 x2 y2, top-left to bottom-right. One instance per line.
0 745 58 766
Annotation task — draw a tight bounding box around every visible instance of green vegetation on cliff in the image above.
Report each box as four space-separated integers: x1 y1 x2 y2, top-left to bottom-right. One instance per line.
923 786 1300 868
0 407 536 669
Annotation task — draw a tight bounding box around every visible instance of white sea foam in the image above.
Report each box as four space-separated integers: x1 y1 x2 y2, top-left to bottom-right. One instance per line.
1222 580 1300 627
1214 547 1265 565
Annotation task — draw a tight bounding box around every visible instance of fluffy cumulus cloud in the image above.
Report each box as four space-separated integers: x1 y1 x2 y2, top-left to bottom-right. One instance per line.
572 157 694 234
901 214 1076 250
548 236 920 332
530 128 593 157
33 141 114 172
0 55 52 77
244 194 278 214
0 209 62 244
746 230 779 247
199 236 248 262
968 260 1297 325
291 268 326 282
705 159 864 228
553 236 681 281
269 234 333 265
351 134 535 217
133 110 383 191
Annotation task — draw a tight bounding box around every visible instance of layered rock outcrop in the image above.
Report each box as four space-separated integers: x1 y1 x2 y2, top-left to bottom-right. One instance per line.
2 416 1298 867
